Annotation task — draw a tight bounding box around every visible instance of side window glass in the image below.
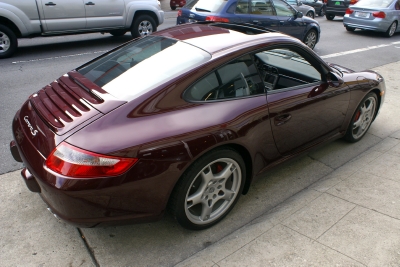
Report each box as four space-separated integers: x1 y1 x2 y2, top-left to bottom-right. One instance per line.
254 48 321 91
250 0 276 15
272 0 296 16
185 55 264 101
235 0 250 14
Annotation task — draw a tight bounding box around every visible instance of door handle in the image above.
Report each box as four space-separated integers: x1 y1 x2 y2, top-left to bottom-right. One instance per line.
274 114 292 126
85 1 95 5
45 2 56 6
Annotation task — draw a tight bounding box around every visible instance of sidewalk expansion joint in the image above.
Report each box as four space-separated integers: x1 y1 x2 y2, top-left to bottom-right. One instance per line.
77 228 100 267
281 224 367 266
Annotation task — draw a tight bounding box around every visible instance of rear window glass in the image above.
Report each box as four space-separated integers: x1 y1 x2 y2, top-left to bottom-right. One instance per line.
77 36 211 101
184 0 229 12
354 0 393 7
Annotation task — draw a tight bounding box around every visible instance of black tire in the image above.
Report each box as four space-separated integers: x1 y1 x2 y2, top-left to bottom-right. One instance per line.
171 6 177 10
306 11 315 19
303 29 318 49
326 13 335 20
346 26 356 32
384 21 397 37
131 15 157 38
169 148 246 230
344 93 378 143
0 24 18 59
109 29 127 37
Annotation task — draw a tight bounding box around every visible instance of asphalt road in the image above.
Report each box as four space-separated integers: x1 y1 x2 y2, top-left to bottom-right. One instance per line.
1 14 400 175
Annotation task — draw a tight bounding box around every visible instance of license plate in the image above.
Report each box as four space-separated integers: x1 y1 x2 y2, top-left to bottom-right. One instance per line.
189 19 197 22
335 1 342 5
355 11 370 18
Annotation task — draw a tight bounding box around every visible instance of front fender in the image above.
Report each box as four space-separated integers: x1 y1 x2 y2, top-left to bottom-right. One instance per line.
125 0 164 27
0 3 41 36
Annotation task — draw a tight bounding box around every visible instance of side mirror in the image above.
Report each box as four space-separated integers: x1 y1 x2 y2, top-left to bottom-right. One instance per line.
298 1 303 5
328 72 344 87
296 11 303 18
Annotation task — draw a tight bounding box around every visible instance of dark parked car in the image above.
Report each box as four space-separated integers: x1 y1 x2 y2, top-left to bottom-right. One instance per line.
10 22 385 230
302 0 326 16
326 0 358 20
170 0 186 10
177 0 321 49
285 0 317 18
343 0 400 37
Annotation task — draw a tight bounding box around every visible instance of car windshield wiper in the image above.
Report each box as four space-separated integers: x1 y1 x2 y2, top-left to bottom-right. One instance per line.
195 7 211 12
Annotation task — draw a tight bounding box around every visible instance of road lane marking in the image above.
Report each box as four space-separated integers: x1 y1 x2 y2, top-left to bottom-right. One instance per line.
12 50 108 64
11 41 400 64
321 41 400 59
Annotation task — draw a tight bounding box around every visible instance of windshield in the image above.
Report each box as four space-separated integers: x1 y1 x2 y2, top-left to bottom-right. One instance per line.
354 0 393 7
77 36 211 101
185 0 228 12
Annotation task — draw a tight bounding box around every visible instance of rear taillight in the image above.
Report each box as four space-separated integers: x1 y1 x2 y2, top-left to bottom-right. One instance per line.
345 8 354 14
372 11 386 18
205 16 229 22
178 10 182 17
45 142 138 178
349 0 358 4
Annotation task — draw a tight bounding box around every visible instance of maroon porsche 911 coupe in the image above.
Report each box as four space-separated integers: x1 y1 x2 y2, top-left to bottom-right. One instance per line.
10 22 385 230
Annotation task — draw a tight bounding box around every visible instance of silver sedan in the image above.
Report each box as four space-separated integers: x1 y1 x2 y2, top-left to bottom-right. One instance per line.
286 0 317 18
343 0 400 37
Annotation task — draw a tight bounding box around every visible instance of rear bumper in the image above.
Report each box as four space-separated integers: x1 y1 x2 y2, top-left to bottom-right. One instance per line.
343 16 389 32
10 111 176 228
326 6 346 16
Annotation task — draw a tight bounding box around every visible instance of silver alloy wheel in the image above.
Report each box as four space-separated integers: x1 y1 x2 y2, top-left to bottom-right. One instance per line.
184 158 242 225
138 20 153 37
304 30 317 49
389 22 397 37
306 11 314 18
352 96 376 139
0 30 11 54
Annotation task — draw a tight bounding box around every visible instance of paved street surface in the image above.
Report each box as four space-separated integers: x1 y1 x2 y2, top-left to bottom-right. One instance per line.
1 59 400 266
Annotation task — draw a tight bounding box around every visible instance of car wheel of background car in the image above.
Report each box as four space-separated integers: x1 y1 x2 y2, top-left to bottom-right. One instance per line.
171 6 177 10
0 24 18 59
385 21 397 37
131 15 156 38
344 92 378 143
326 14 335 20
109 29 127 37
306 11 315 19
303 29 317 49
346 26 356 32
169 148 246 230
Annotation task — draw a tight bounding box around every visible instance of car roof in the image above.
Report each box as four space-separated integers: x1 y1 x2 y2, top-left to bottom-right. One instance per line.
153 22 288 54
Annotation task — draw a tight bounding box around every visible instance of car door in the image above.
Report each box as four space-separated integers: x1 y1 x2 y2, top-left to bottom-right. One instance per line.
272 0 306 40
224 0 253 23
38 0 86 32
84 0 126 29
254 47 350 155
248 0 280 30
